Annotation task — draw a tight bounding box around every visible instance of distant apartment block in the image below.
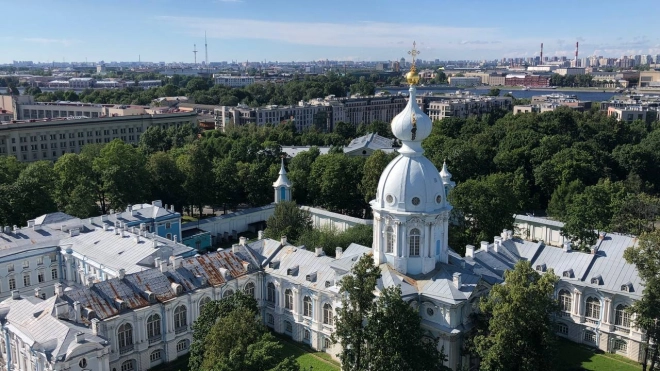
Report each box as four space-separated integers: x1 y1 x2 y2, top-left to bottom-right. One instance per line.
607 106 658 123
0 96 198 161
213 74 255 88
505 74 550 87
137 80 163 89
447 76 481 87
426 96 512 121
554 68 586 76
638 71 660 88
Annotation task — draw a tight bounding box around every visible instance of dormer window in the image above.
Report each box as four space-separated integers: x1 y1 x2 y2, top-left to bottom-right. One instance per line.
325 280 333 288
562 269 573 278
535 263 546 272
591 275 603 285
621 282 633 292
306 272 317 282
287 266 299 276
268 261 280 269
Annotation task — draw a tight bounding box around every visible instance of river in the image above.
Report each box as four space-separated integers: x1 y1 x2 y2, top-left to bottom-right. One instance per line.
378 86 619 102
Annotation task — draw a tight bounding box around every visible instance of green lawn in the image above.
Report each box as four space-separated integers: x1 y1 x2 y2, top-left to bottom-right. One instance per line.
556 339 641 371
275 335 340 371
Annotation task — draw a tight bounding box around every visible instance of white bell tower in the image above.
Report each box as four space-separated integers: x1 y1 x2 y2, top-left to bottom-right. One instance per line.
273 158 292 204
370 43 452 276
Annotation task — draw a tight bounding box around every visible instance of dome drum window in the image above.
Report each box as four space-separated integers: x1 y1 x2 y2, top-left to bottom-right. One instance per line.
426 307 434 316
435 195 442 204
386 194 395 205
411 197 420 206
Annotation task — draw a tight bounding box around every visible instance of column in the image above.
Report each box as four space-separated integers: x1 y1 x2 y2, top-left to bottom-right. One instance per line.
64 255 74 284
573 289 582 316
603 297 612 324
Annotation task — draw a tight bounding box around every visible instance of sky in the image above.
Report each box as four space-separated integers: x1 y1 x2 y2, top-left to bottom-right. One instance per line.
2 0 660 64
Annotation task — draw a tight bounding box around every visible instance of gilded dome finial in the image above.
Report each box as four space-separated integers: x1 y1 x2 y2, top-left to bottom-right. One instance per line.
406 41 421 86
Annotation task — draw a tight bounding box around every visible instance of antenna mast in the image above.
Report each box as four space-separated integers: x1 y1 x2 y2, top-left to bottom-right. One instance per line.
205 31 209 72
193 44 198 65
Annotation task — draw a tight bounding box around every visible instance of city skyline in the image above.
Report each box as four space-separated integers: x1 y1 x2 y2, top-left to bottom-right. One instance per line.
2 0 660 64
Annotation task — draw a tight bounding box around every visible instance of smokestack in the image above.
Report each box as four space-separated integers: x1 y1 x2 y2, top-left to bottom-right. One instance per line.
540 42 543 64
575 41 579 64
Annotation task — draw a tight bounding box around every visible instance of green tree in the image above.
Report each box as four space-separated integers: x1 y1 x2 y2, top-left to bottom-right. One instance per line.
624 230 660 371
309 154 365 216
213 157 241 214
93 139 149 212
334 254 382 371
486 88 501 96
12 161 58 225
0 156 23 185
359 150 396 206
189 292 259 371
53 154 99 218
472 260 559 371
367 285 451 371
610 192 660 236
288 147 321 205
263 201 312 242
546 180 585 220
145 152 186 212
177 143 214 218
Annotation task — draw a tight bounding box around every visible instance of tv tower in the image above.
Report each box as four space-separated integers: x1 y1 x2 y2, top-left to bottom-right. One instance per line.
204 31 209 69
540 42 543 64
193 44 198 64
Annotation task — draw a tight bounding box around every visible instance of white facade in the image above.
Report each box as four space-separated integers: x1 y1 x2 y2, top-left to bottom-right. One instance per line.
213 75 255 88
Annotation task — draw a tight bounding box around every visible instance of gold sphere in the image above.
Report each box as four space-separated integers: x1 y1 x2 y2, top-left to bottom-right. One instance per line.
406 70 420 85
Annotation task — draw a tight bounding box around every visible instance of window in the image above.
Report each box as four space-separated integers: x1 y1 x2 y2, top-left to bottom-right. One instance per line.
584 331 597 343
267 313 274 325
8 276 15 290
285 289 293 310
150 349 162 362
559 290 572 314
244 282 255 297
556 322 569 335
411 197 420 205
51 268 58 280
166 233 172 240
586 297 601 320
199 297 211 312
174 305 187 330
176 339 189 352
323 337 331 349
223 289 234 298
166 222 171 229
121 360 134 371
284 321 292 333
79 358 87 368
38 270 44 283
385 227 394 254
613 339 628 352
267 282 276 304
147 314 161 339
615 305 631 328
37 256 43 265
118 323 134 349
323 303 334 325
7 264 14 272
303 296 312 317
303 330 310 341
409 228 420 256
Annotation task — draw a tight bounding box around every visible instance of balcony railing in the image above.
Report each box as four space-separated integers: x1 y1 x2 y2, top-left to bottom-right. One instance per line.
615 326 630 334
149 336 162 345
119 344 134 355
175 326 188 335
586 318 599 325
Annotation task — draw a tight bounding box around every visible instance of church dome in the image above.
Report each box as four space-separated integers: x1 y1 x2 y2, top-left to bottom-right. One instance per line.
374 154 445 213
390 86 432 154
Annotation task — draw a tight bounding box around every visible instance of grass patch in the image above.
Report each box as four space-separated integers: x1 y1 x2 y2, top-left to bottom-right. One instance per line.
556 339 641 371
275 333 340 371
182 215 198 223
149 353 190 371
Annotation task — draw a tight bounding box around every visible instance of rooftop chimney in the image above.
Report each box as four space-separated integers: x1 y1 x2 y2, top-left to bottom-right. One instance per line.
154 257 161 268
501 229 508 241
126 205 131 213
563 241 572 252
73 301 81 322
257 230 264 240
315 247 324 257
134 234 140 244
173 235 178 244
75 331 85 343
90 318 100 336
54 283 64 297
281 236 287 245
239 236 247 246
160 260 168 273
11 291 20 300
34 287 42 298
453 272 462 289
493 236 503 253
465 245 475 258
118 268 126 280
336 247 343 259
480 241 489 252
598 232 606 241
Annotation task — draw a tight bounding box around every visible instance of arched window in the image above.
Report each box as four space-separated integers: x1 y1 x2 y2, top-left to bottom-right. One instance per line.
285 289 293 310
323 303 334 325
121 360 135 371
559 290 572 315
267 283 276 304
244 282 255 297
323 337 331 349
147 314 161 340
385 227 394 254
223 289 234 298
284 320 292 333
199 297 211 313
586 297 600 320
176 339 189 352
280 187 286 201
118 323 133 350
436 240 440 256
174 305 187 330
267 313 274 325
303 296 312 317
409 228 420 257
615 305 631 328
303 330 311 342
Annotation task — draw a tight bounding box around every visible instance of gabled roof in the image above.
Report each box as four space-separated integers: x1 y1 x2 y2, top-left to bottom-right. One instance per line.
343 133 395 154
265 245 340 294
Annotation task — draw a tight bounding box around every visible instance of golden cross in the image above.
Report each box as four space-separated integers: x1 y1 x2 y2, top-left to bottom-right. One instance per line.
408 41 420 67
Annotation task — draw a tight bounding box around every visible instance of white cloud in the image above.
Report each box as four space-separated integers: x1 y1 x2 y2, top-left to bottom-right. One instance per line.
157 16 501 50
22 38 79 46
